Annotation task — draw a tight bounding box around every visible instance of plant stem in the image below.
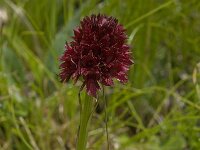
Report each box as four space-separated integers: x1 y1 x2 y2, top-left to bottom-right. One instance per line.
77 93 93 150
103 86 110 150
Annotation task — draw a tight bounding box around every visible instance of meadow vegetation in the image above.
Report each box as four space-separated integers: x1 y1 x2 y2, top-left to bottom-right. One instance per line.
0 0 200 149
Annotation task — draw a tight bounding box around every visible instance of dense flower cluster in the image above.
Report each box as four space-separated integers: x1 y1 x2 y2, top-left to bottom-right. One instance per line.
59 14 133 97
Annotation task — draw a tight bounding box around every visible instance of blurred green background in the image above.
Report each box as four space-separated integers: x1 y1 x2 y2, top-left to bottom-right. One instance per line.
0 0 200 149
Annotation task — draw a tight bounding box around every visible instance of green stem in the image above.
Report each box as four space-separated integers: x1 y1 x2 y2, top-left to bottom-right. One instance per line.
103 86 110 150
77 93 93 150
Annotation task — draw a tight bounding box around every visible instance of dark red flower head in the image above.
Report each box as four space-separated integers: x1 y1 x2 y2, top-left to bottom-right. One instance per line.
59 14 133 97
